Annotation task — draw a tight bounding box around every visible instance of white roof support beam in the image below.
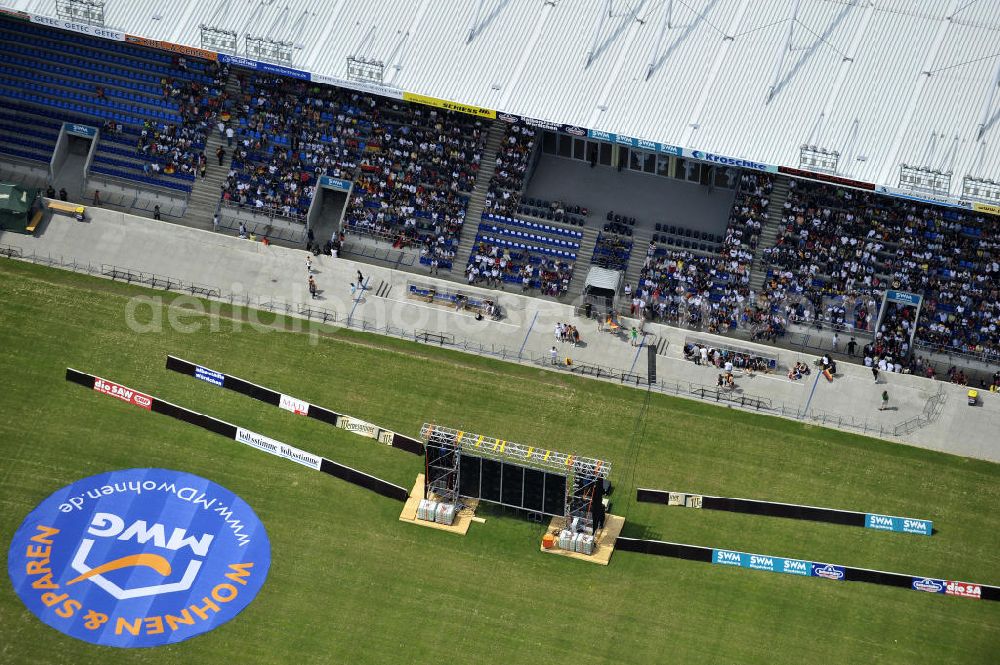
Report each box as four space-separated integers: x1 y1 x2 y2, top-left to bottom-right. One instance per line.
681 0 751 148
766 0 802 104
809 0 874 147
586 0 613 68
383 0 430 86
497 1 556 109
588 0 650 128
645 0 673 81
975 59 1000 141
168 1 200 44
304 0 348 69
877 0 960 186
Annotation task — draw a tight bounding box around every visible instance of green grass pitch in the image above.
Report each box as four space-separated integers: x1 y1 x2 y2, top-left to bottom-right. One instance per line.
1 259 998 665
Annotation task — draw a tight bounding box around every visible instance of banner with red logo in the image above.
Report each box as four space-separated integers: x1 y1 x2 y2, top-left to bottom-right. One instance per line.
278 393 310 416
92 377 152 410
946 581 982 599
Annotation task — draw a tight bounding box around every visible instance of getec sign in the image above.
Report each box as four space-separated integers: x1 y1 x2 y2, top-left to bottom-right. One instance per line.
7 469 270 647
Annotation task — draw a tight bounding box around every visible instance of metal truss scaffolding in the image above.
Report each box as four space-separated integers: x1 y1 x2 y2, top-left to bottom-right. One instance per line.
423 426 460 506
420 424 611 525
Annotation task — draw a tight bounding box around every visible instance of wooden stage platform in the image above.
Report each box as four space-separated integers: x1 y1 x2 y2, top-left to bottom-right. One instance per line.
539 514 625 565
398 474 479 536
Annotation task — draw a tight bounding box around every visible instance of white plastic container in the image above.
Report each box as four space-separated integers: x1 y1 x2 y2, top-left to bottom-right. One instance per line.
435 502 456 526
576 534 594 555
558 529 573 550
418 499 438 521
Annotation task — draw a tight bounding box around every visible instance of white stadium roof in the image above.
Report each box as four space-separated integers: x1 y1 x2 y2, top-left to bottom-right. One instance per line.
6 0 1000 208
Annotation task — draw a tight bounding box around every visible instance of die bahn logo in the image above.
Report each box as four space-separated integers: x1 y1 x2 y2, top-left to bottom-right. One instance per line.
7 469 271 647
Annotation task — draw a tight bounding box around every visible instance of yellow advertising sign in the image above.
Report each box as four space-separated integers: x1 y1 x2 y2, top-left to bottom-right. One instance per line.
972 201 1000 216
402 91 496 119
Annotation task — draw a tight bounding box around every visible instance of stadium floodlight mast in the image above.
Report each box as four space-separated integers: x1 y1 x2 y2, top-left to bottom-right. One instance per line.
201 0 238 54
55 0 105 27
899 164 952 196
799 145 840 175
346 56 385 84
962 175 1000 205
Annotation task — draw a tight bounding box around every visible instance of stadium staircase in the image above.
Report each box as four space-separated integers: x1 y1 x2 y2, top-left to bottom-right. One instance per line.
749 174 792 292
453 121 506 268
621 227 654 293
183 76 241 231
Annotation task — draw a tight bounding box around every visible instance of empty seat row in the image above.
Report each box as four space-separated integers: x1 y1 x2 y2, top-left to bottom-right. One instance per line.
516 204 587 227
476 234 577 260
0 48 165 95
656 223 717 243
478 223 580 250
482 213 583 239
0 65 179 112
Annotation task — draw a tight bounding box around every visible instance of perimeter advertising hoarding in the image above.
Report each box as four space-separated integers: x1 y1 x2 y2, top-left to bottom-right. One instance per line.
216 53 310 80
586 129 682 156
29 13 124 40
124 35 217 61
402 91 496 119
865 513 932 535
711 549 811 576
234 427 322 471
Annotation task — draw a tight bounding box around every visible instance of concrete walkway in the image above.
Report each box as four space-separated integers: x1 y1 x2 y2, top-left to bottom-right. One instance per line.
5 208 998 463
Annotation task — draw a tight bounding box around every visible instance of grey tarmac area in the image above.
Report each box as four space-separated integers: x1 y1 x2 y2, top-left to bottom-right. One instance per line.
8 207 999 463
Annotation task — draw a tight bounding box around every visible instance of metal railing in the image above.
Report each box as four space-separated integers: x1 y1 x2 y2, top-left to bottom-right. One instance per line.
0 246 952 442
220 198 307 225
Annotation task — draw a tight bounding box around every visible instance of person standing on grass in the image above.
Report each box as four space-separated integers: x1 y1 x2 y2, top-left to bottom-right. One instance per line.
308 275 317 299
880 390 889 411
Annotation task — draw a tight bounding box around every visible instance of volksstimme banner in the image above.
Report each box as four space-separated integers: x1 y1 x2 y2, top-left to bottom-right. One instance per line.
234 427 322 470
65 368 410 502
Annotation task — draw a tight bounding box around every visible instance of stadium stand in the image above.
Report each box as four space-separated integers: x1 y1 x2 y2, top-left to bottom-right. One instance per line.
223 71 486 262
761 177 1000 364
485 122 535 217
0 17 226 195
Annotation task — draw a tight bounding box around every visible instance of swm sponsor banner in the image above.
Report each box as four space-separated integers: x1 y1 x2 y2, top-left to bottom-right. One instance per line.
865 513 932 536
234 427 322 470
7 468 270 647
